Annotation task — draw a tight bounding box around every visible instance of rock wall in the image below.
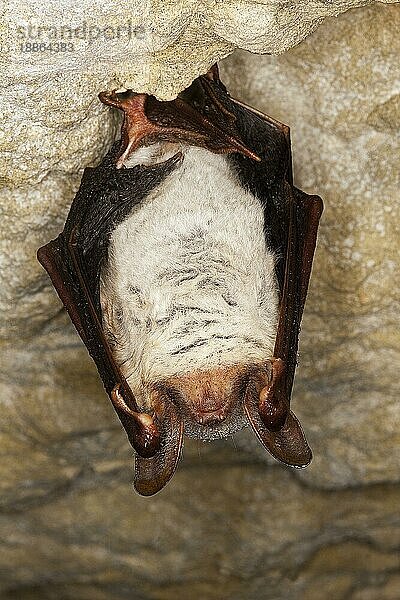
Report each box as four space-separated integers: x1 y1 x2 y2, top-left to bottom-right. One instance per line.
1 1 398 101
221 4 400 491
0 3 400 599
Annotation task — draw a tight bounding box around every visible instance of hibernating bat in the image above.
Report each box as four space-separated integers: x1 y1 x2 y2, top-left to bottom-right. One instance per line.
38 65 323 496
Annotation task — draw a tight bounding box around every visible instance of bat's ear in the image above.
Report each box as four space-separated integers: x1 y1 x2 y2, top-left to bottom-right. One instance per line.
244 361 312 468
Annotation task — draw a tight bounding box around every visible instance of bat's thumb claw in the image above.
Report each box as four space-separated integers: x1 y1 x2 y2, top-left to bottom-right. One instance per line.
259 385 288 432
111 384 161 458
258 358 288 431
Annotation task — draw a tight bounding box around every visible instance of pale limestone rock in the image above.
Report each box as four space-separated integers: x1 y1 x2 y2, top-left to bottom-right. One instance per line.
221 4 400 488
0 2 398 185
0 3 400 598
2 1 396 186
1 459 400 599
1 1 398 100
0 74 122 338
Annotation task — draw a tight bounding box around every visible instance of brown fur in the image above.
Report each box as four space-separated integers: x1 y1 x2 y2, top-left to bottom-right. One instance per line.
162 363 269 426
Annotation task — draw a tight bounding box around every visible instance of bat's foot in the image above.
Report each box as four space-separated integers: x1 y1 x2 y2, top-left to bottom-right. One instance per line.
98 73 260 170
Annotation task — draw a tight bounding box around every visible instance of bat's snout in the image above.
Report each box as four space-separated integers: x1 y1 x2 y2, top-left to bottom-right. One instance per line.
160 365 249 440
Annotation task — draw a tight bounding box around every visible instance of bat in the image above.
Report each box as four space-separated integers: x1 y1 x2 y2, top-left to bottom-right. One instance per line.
37 65 323 496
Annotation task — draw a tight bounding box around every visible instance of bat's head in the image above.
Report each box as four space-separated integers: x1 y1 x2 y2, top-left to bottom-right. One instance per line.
157 358 310 456
159 364 251 441
112 360 311 497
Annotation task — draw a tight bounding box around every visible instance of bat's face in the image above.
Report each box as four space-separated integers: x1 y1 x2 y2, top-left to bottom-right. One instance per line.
162 365 250 440
160 362 279 441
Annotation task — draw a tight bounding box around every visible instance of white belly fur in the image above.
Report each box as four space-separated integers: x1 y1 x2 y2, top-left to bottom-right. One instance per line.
100 146 279 407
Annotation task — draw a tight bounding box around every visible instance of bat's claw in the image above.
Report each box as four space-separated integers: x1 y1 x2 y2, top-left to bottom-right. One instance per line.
111 384 161 458
258 358 288 431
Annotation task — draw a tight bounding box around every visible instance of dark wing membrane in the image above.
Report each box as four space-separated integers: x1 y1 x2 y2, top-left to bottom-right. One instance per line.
37 234 117 396
275 185 323 399
244 184 322 467
219 86 323 467
64 143 182 310
220 90 322 400
223 98 292 292
37 144 182 450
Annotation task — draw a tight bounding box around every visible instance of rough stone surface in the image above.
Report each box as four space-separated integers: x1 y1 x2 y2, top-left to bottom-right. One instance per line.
221 4 400 490
1 3 400 599
1 459 400 599
0 2 399 186
1 1 398 100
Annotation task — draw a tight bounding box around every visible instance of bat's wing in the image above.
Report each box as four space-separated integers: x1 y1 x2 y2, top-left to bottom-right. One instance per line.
244 184 322 467
215 86 323 466
38 66 322 491
38 146 185 494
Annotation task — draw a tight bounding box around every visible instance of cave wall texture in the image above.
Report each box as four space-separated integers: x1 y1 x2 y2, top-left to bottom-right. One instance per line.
0 2 399 599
